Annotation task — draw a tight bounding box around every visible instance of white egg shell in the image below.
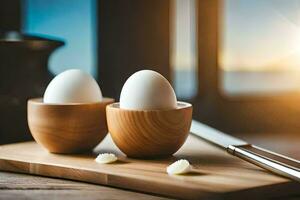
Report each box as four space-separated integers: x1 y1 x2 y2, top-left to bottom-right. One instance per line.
167 159 192 175
95 153 118 164
120 70 177 110
44 69 102 104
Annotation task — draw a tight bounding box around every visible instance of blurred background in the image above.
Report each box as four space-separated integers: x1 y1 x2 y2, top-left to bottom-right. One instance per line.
0 0 299 158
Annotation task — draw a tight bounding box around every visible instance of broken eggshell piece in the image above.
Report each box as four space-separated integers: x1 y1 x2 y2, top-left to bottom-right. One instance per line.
167 159 192 175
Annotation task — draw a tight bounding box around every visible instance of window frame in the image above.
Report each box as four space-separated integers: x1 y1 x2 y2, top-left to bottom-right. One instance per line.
193 0 300 134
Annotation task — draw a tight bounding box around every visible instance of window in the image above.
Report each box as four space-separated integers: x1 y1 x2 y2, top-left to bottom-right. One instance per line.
220 0 300 96
23 0 97 77
171 0 197 99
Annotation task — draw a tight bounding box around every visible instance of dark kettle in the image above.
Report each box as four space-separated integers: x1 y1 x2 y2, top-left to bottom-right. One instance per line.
0 31 64 144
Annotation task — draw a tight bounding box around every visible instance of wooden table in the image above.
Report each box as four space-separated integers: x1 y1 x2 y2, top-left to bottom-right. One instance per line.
0 171 171 200
1 133 299 200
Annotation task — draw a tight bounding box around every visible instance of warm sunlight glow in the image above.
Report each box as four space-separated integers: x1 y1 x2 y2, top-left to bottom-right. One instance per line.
220 0 300 71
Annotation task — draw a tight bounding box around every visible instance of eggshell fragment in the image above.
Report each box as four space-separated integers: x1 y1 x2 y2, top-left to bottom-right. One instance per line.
95 153 118 164
167 159 192 175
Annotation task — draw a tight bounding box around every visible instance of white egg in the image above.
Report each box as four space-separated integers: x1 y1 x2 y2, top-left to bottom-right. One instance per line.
44 69 102 104
120 70 177 110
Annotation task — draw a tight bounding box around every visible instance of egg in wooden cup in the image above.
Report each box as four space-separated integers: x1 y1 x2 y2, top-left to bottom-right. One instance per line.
106 70 193 158
27 69 114 153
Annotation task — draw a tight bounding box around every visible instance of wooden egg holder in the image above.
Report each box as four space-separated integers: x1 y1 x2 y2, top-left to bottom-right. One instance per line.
27 98 114 153
27 98 193 158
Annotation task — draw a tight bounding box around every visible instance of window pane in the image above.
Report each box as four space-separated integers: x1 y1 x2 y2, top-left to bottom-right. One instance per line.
220 0 300 96
23 0 97 77
171 0 197 99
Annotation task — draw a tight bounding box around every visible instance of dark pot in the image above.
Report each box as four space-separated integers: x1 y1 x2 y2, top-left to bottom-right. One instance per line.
0 31 64 144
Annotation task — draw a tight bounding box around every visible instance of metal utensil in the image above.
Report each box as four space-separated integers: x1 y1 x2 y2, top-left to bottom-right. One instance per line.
191 120 300 182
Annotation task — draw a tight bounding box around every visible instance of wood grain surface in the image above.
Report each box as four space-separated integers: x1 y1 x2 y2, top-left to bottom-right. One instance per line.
0 171 171 200
27 98 114 153
106 102 192 158
0 135 299 200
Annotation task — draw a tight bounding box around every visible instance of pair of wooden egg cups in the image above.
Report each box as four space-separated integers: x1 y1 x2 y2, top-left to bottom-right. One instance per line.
27 98 192 158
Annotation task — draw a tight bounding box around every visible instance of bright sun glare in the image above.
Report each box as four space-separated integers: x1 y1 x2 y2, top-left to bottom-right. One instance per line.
220 0 300 72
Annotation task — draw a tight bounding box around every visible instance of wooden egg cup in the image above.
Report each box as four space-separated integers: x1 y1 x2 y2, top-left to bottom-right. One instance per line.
27 98 114 153
106 102 193 158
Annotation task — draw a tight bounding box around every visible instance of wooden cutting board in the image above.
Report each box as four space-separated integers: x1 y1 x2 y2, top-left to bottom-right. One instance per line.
0 135 298 200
